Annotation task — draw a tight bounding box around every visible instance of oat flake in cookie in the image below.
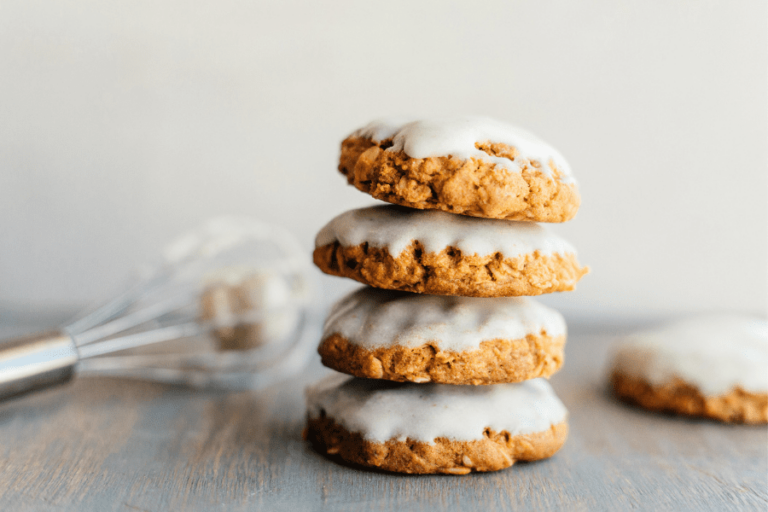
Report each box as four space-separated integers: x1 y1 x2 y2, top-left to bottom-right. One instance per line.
305 374 568 474
319 286 567 384
313 205 588 297
609 315 768 424
339 117 580 222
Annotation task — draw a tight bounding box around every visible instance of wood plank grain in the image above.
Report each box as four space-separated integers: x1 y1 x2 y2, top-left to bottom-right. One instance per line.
0 324 766 512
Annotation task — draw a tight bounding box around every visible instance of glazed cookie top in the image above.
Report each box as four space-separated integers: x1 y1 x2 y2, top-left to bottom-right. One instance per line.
306 374 568 443
315 205 577 258
351 117 575 183
324 287 565 352
611 315 768 395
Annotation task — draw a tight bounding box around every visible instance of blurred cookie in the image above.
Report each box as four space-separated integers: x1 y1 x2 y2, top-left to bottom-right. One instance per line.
305 374 568 474
609 315 768 424
314 205 588 297
319 287 566 384
339 117 579 222
200 269 299 351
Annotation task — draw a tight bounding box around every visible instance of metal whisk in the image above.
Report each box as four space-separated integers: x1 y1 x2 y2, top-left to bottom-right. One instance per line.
0 217 314 401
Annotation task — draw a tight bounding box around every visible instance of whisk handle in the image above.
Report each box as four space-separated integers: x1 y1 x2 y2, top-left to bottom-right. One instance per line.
0 331 78 401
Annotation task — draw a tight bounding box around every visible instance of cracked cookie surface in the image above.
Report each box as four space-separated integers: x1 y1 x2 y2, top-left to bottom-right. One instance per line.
339 117 580 222
319 287 567 384
314 205 588 297
314 242 586 297
307 416 568 474
305 374 568 474
319 333 565 385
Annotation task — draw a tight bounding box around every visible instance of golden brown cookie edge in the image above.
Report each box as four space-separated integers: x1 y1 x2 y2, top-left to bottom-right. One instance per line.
610 371 768 424
307 415 568 474
339 135 580 223
313 241 588 297
318 332 565 385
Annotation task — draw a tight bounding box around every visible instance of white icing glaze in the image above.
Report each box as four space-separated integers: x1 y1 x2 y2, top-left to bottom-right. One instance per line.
611 315 768 396
352 117 574 183
306 373 568 443
315 205 577 258
324 287 565 352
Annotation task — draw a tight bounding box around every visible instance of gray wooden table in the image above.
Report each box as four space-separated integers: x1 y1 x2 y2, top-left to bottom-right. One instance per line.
0 317 766 512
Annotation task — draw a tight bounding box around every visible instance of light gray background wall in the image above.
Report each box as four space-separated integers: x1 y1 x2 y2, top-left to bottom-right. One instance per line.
0 0 766 319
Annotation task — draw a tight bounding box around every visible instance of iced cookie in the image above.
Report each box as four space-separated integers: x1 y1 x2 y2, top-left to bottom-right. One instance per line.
319 287 566 384
314 205 588 297
609 315 768 424
200 269 300 351
305 374 568 474
339 117 579 222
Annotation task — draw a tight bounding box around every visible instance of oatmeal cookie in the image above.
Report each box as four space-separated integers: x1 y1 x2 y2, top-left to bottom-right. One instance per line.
608 315 768 424
305 374 568 474
313 205 588 297
339 117 579 222
319 287 566 384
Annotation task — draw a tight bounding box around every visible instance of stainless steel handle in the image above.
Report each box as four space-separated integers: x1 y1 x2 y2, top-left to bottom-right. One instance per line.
0 330 78 400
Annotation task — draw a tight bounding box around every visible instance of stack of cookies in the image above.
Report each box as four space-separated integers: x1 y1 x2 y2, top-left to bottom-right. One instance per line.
306 117 588 474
